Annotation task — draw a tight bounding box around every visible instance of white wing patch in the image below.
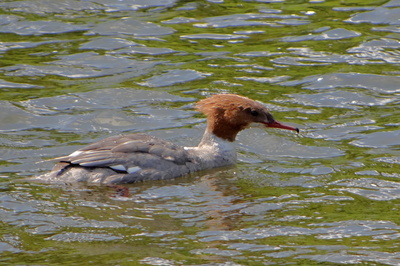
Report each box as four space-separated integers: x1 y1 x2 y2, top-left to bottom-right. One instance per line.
110 164 127 172
127 166 141 174
69 151 83 157
109 165 141 173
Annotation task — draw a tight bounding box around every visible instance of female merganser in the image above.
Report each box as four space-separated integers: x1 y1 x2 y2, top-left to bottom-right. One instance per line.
38 94 299 184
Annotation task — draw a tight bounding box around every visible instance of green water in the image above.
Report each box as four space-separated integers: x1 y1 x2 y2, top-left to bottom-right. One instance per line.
0 0 399 265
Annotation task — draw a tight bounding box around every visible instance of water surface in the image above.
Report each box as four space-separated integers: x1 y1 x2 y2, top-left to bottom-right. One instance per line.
0 0 399 265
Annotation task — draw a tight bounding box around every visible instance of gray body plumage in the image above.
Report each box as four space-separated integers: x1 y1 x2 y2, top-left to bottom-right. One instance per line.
38 132 236 184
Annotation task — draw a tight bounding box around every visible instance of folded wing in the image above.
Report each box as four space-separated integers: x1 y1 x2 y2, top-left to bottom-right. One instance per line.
45 134 197 184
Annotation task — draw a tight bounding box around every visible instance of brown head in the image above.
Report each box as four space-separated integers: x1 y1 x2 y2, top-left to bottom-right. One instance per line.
195 94 299 142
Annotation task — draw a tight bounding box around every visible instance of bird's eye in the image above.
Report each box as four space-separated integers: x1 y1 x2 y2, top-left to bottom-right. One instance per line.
250 110 259 116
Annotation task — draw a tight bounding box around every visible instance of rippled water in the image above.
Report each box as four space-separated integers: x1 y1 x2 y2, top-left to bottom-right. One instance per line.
1 0 399 265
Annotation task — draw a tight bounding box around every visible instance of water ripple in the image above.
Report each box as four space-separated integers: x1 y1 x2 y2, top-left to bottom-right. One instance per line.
0 0 399 264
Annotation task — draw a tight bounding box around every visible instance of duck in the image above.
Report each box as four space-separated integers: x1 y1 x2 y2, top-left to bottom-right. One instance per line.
38 94 299 184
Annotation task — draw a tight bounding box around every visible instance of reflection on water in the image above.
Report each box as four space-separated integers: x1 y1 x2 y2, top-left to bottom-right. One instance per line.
0 0 399 265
